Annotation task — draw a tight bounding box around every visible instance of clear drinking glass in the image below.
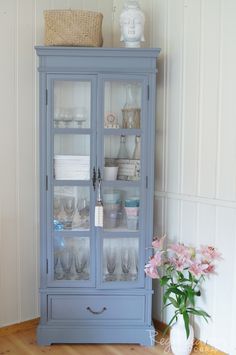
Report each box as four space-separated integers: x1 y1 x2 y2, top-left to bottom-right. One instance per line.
62 196 76 229
74 238 89 280
121 247 132 280
53 196 61 220
54 81 91 128
105 243 117 281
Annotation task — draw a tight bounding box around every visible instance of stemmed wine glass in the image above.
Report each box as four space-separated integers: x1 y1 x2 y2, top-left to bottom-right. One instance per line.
54 235 65 280
106 245 117 281
62 196 75 229
74 238 89 280
77 198 90 229
60 243 73 279
53 196 61 220
54 256 64 280
121 247 131 281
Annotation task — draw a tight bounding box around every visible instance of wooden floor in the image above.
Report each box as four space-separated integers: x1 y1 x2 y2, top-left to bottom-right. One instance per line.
0 326 208 355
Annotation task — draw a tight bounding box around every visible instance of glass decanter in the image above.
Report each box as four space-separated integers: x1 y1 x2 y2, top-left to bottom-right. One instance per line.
122 84 141 128
117 135 129 159
132 135 141 159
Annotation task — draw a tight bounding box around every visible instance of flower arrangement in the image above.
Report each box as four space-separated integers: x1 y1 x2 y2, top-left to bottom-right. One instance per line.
145 236 222 338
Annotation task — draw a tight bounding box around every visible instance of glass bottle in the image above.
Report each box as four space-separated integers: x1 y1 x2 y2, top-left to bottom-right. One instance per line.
125 84 138 108
122 84 140 128
132 135 141 159
117 135 129 159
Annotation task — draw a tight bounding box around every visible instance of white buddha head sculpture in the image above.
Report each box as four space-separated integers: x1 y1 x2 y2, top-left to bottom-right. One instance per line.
120 0 145 48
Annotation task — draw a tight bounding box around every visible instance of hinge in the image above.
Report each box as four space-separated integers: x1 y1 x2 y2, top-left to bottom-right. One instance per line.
46 259 48 274
45 89 48 105
146 176 148 188
46 175 48 191
147 85 150 101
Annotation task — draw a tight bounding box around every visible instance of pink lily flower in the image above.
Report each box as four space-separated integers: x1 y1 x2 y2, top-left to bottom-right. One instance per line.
202 262 215 275
169 243 192 259
146 252 162 269
169 256 187 272
189 261 208 277
153 251 163 266
200 246 222 261
152 235 166 250
144 265 160 279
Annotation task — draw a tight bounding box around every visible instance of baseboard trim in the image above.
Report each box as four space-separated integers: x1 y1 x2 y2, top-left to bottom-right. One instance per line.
0 318 40 336
153 319 226 355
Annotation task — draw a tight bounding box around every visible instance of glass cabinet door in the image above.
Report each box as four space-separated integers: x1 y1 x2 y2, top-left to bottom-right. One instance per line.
54 80 91 128
98 76 147 288
47 76 96 286
102 238 139 282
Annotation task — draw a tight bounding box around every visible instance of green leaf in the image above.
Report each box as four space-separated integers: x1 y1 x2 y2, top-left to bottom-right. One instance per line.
177 271 185 281
182 311 190 338
188 272 193 282
161 302 172 312
187 308 211 322
163 312 178 336
160 276 170 286
168 287 185 296
179 298 186 310
163 289 171 304
168 296 179 308
186 287 195 306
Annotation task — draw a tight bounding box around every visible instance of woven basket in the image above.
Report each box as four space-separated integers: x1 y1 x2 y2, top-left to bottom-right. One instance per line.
44 9 103 47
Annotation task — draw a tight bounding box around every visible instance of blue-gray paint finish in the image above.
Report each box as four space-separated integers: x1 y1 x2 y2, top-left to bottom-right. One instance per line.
46 73 97 289
36 46 160 346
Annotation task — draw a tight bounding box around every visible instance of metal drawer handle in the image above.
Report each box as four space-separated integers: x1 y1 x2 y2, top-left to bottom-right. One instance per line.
86 306 107 315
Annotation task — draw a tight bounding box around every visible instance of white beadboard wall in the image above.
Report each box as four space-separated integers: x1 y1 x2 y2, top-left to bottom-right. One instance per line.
0 0 236 353
146 1 236 354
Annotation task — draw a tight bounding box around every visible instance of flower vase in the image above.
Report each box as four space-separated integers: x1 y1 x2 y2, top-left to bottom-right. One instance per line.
170 316 194 355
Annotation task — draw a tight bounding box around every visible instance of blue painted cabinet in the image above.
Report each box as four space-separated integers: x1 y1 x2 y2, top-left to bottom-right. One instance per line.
35 47 160 346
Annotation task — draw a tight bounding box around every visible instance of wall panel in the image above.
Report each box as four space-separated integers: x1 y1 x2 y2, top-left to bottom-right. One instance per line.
193 203 216 340
211 207 236 352
180 200 197 244
165 0 184 194
197 0 221 198
0 0 19 326
181 0 201 195
216 0 236 202
152 196 165 321
17 0 38 321
153 0 167 193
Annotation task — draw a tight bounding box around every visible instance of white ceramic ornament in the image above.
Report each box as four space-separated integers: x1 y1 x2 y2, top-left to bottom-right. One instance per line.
120 0 145 48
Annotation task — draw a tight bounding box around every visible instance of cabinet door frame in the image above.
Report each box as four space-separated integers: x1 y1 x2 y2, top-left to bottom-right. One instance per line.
45 73 97 288
96 73 149 289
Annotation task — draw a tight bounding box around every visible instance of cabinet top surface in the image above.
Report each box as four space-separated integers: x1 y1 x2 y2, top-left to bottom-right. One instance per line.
35 46 161 58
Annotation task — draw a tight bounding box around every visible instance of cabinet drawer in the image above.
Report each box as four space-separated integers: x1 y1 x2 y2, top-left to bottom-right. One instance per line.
48 295 145 324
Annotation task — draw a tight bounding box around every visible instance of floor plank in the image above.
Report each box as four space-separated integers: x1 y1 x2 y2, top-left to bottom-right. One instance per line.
0 326 206 354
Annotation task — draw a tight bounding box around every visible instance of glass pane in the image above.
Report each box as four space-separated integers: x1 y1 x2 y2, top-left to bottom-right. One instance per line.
54 134 90 180
103 187 140 231
104 81 142 129
54 80 91 128
104 135 141 181
53 186 90 231
103 238 139 282
54 236 90 281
